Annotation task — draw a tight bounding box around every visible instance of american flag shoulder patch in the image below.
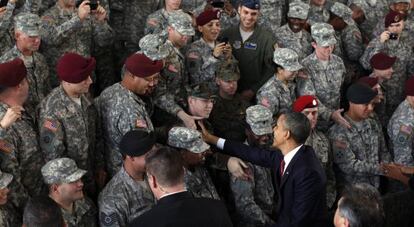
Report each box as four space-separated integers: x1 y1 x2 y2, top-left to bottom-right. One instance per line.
43 119 59 132
0 139 12 153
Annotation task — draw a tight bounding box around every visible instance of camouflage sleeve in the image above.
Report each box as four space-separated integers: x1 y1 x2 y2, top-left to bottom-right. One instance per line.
388 122 414 165
98 196 127 227
342 25 364 61
359 38 383 70
376 121 391 163
325 143 337 208
144 14 162 35
38 114 66 162
296 76 334 121
40 14 82 46
0 2 15 37
230 170 274 226
92 19 114 47
329 129 382 176
152 76 183 116
36 55 52 97
0 137 29 211
256 86 279 115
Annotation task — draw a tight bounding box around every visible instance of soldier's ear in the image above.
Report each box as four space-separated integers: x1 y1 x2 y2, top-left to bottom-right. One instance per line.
197 25 203 33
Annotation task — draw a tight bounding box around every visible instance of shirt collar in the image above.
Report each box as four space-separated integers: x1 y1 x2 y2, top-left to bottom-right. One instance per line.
283 144 303 171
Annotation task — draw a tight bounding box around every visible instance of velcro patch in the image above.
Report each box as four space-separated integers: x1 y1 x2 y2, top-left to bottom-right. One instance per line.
100 212 118 226
400 125 412 135
334 140 347 149
0 139 12 153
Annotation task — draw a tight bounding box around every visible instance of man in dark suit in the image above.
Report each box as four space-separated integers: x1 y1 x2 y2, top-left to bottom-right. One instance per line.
201 111 328 227
128 147 233 227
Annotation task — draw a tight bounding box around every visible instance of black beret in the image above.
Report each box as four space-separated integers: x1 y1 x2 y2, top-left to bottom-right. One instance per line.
119 130 156 157
346 83 377 104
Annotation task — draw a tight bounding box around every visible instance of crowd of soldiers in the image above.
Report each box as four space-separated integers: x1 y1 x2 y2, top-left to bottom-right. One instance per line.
0 0 414 226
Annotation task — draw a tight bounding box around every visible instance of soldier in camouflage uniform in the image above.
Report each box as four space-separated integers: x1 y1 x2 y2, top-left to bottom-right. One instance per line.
257 48 302 118
297 22 349 132
292 95 337 208
97 53 165 177
368 52 397 129
209 62 249 142
308 0 332 26
0 169 19 227
328 2 364 85
256 0 286 34
152 11 198 129
388 77 414 166
328 83 391 192
186 9 233 93
0 58 45 215
38 53 104 198
208 0 239 30
109 0 161 78
168 127 220 200
0 0 16 56
145 0 183 35
0 13 50 118
40 0 113 87
230 105 275 226
274 1 312 61
42 158 97 227
348 0 388 41
0 0 14 49
360 11 414 120
98 130 156 227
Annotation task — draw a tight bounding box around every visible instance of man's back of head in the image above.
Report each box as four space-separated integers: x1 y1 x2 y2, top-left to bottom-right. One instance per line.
145 147 185 198
23 196 65 227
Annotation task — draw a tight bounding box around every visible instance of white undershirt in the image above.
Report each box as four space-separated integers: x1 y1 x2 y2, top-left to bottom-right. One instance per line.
239 27 253 42
70 97 82 106
282 145 303 173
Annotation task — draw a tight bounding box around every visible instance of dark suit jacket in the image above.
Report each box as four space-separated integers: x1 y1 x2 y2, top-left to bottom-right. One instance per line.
128 191 233 227
222 140 328 227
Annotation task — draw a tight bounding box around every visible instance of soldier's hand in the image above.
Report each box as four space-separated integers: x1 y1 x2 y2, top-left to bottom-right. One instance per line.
382 163 410 185
213 42 226 58
78 1 91 21
224 1 235 16
227 157 252 181
177 110 203 129
94 5 107 22
380 31 390 43
401 166 414 175
0 7 5 16
0 106 24 129
223 43 232 59
331 109 351 129
197 120 219 144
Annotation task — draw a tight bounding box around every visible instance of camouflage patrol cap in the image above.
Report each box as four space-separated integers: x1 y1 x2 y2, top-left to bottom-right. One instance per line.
168 127 210 153
14 13 41 36
189 83 217 99
41 158 87 185
329 2 354 26
138 34 170 61
0 169 13 190
288 1 310 20
311 23 337 47
216 60 240 81
168 11 195 36
246 105 273 136
273 48 302 72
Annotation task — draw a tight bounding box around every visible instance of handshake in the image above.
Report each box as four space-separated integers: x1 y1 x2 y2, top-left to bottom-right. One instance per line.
382 163 414 186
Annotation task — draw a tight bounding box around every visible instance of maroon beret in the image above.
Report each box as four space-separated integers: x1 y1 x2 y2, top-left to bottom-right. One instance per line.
370 52 396 70
57 53 95 84
405 77 414 96
0 58 27 87
357 76 379 88
196 9 221 26
385 10 403 28
293 95 318 112
125 53 163 78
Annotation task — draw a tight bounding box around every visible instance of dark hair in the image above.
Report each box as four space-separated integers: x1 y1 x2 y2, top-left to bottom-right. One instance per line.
23 196 64 227
145 146 184 187
283 112 311 144
338 183 384 227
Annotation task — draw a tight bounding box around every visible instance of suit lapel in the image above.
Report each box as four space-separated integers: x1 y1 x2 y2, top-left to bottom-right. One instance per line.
280 147 304 188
